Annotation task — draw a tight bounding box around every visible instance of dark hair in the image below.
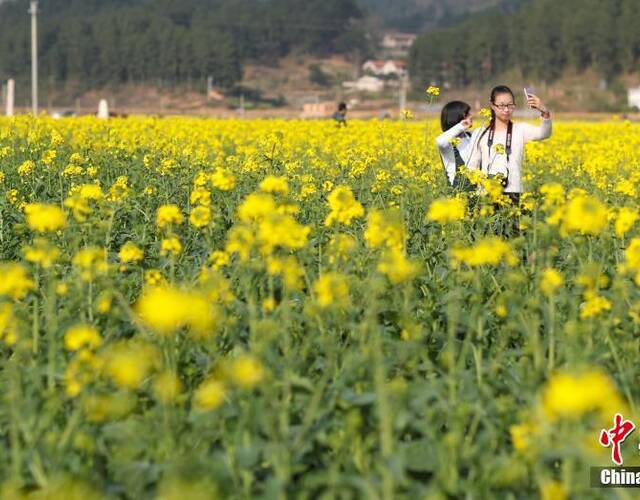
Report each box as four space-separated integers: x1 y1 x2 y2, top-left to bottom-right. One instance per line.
338 102 347 111
440 101 471 132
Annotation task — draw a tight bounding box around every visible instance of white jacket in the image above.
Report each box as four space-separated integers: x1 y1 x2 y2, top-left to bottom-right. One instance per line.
467 118 552 193
435 123 483 185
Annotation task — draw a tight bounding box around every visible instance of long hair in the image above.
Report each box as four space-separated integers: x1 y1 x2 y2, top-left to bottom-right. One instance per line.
440 101 471 132
479 85 515 143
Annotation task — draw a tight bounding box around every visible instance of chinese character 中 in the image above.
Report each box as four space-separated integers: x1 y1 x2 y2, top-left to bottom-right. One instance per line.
599 413 636 466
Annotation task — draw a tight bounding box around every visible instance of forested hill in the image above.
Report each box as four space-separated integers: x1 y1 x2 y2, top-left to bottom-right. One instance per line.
409 0 640 87
0 0 366 88
357 0 527 32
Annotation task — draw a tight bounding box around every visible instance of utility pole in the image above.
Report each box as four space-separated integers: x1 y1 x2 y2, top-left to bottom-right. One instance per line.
399 71 408 112
206 76 213 101
6 79 15 116
29 1 39 116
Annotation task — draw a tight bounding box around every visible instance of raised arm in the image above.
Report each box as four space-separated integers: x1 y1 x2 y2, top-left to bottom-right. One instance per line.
435 122 466 151
522 93 552 143
521 117 552 144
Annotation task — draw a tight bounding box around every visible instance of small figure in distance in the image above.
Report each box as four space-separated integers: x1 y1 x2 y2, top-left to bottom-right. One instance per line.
333 102 348 126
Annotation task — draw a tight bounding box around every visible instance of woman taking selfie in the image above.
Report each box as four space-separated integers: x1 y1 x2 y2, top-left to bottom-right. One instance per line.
435 100 482 190
468 85 552 204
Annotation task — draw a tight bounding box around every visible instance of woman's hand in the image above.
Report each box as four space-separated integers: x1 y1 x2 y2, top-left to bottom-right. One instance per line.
526 94 547 113
460 117 473 130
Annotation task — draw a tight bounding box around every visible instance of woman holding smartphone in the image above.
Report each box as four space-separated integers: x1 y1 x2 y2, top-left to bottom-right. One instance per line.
435 101 483 190
468 85 552 204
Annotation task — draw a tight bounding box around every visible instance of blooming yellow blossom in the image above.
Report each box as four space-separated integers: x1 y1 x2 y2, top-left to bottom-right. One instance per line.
540 268 563 296
118 241 144 264
580 290 612 319
237 192 277 224
210 167 236 191
160 236 182 257
542 369 624 421
72 247 108 282
156 204 184 229
615 207 638 238
229 355 265 389
364 209 406 251
314 272 350 307
153 370 183 405
377 247 421 284
0 262 35 300
207 250 230 270
24 203 67 233
325 186 364 226
101 340 161 389
510 421 538 452
427 197 466 224
189 205 212 228
426 85 440 97
143 269 164 287
23 238 60 268
0 303 17 345
259 175 289 194
327 234 357 264
17 160 36 176
560 195 608 236
540 481 567 500
193 378 226 411
64 324 102 351
451 237 518 268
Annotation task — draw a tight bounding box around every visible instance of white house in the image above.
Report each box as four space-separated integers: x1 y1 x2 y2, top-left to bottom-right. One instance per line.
628 87 640 110
301 102 335 118
343 76 385 92
381 33 416 52
362 60 407 78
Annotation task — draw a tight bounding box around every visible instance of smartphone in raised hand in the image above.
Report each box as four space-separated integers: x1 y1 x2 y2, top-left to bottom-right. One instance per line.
524 87 535 107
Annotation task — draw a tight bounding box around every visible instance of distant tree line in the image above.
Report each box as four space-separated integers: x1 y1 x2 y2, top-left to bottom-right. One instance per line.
0 0 367 89
409 0 640 87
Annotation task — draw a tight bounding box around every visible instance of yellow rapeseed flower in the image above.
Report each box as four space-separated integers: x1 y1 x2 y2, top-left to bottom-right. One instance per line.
72 247 109 282
427 197 466 224
561 195 608 236
540 268 563 296
160 236 182 257
153 370 183 405
0 303 17 345
378 247 421 284
229 355 265 389
542 369 624 421
210 167 236 191
325 186 364 226
364 209 406 251
540 481 567 500
193 378 226 411
237 192 277 224
23 238 60 268
579 290 612 319
24 203 67 233
451 237 518 268
314 272 350 308
101 340 160 389
259 175 289 195
64 324 102 351
156 204 184 229
189 206 211 229
615 207 638 238
0 262 35 300
118 241 144 264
